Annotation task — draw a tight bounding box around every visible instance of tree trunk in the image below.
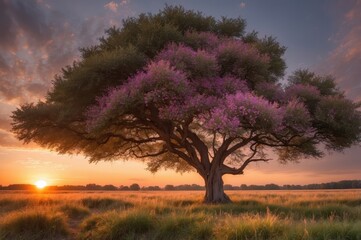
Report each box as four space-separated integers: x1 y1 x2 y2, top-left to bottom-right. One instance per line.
204 169 231 204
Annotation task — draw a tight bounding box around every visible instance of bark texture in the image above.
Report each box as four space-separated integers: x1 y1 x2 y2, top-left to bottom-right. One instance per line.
204 169 231 203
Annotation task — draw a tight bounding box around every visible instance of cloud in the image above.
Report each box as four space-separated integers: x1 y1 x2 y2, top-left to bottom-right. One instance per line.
0 0 51 51
240 2 246 8
25 83 48 97
104 1 118 12
0 0 61 103
0 0 124 152
321 0 361 101
0 0 111 104
16 157 67 170
0 129 23 147
120 0 129 6
0 115 11 131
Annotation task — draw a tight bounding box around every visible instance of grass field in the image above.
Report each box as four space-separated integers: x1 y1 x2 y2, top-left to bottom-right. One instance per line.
0 190 361 240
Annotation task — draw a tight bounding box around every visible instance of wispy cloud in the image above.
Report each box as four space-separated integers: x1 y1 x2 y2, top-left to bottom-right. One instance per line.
322 0 361 101
104 1 119 12
16 157 68 170
0 0 131 105
240 2 246 9
0 0 118 150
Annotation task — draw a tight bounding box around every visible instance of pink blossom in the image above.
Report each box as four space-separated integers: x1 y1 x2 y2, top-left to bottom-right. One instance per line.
201 91 283 136
282 99 313 133
86 32 319 141
86 60 190 128
156 43 218 78
192 76 248 96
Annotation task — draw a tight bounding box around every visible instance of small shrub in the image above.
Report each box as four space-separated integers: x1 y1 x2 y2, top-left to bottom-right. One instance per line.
0 211 69 240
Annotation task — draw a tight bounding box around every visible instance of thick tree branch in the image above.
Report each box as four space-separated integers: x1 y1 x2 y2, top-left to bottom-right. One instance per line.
221 142 270 175
131 148 168 158
221 158 271 175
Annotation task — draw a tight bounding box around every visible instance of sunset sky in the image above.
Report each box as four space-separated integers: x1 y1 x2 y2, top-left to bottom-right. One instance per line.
0 0 360 187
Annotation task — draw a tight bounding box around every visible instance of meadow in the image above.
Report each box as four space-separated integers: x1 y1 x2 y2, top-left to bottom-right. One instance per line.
0 190 361 240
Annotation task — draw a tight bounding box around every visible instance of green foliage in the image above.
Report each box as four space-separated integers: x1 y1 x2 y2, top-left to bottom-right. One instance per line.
48 46 147 115
243 32 286 82
97 5 245 57
155 5 216 34
215 16 246 37
315 96 361 149
289 69 341 96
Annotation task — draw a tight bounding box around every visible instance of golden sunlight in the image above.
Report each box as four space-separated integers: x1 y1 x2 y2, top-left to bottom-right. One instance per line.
35 180 47 189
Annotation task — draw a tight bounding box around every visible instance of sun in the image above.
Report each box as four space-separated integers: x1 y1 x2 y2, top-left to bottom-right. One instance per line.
35 180 47 189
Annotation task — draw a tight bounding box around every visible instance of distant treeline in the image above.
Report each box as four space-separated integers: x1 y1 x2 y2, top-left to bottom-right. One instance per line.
1 180 361 191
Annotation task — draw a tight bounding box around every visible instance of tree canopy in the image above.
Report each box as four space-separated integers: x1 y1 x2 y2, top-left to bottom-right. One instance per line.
12 6 361 203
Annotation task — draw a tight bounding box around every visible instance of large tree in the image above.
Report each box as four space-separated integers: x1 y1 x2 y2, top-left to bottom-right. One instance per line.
12 6 361 203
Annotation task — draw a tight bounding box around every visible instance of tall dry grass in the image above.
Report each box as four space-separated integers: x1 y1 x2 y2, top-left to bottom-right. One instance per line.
0 190 360 239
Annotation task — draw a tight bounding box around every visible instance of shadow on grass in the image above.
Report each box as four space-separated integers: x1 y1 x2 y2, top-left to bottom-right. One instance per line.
0 199 30 214
59 204 90 219
81 197 133 211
